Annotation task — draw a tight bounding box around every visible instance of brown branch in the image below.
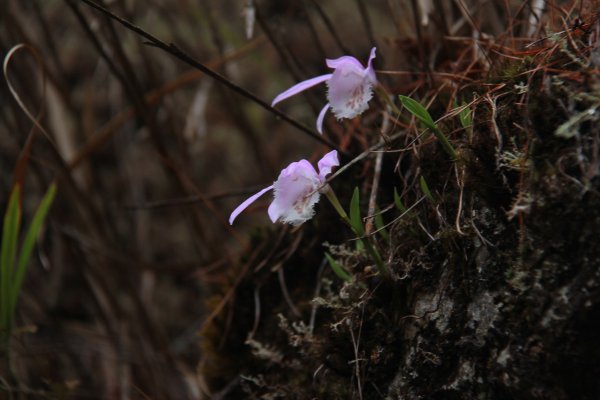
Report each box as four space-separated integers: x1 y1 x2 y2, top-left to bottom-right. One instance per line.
74 0 345 155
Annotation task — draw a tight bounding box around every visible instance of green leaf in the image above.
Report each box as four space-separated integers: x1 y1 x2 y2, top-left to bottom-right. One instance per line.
393 188 408 213
10 183 56 312
355 238 365 252
1 185 22 333
349 187 364 236
459 103 473 130
368 245 385 272
400 95 458 161
374 210 389 243
419 176 435 203
325 253 352 282
399 95 437 131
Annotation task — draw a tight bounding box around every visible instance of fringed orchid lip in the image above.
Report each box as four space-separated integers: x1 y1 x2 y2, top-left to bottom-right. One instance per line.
229 150 339 226
272 47 377 134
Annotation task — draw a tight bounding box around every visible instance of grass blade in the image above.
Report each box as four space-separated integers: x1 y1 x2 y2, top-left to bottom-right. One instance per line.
1 185 22 339
459 103 473 130
393 188 408 213
10 183 56 312
374 209 389 243
419 176 435 203
325 252 352 282
349 187 364 236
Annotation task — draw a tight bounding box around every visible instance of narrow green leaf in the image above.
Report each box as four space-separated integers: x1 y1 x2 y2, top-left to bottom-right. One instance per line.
355 238 365 252
325 253 352 282
459 103 473 130
374 210 389 243
419 176 435 203
393 188 408 213
368 245 385 272
399 95 437 131
400 95 458 161
1 185 22 333
324 189 350 225
349 187 364 236
10 183 56 312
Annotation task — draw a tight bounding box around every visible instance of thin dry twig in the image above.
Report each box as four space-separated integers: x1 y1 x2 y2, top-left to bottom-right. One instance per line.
74 0 344 154
277 265 302 318
365 141 384 234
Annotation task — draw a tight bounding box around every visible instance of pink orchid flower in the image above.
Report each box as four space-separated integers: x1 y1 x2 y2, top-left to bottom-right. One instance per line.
229 150 339 226
272 47 377 134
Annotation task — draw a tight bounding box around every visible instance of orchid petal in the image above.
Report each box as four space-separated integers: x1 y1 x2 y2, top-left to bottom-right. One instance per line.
366 47 377 83
267 200 291 223
317 150 339 181
280 160 319 180
271 74 333 106
327 67 372 119
267 201 281 223
229 185 274 225
316 103 330 134
326 56 364 70
367 47 376 68
268 160 321 225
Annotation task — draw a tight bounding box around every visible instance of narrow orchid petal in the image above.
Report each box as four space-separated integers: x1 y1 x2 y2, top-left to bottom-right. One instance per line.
316 103 330 134
367 47 377 69
229 185 274 225
366 47 377 83
317 150 339 181
271 74 333 106
267 200 281 223
326 56 363 70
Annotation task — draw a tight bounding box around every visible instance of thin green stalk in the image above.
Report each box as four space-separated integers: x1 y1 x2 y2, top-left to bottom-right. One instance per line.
324 188 351 225
431 125 458 161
